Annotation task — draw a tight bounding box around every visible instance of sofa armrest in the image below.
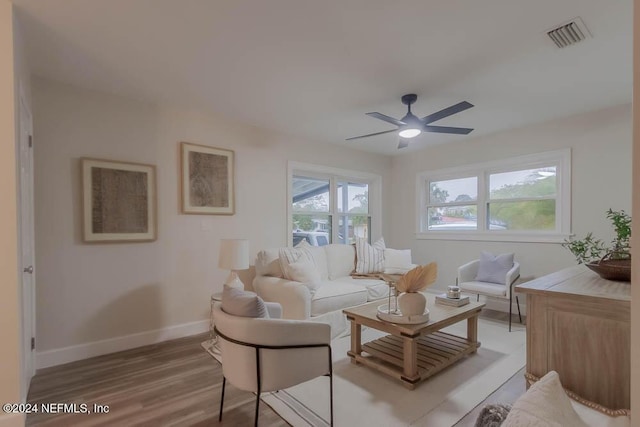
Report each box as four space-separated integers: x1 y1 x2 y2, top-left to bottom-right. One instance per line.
458 260 479 284
253 276 311 320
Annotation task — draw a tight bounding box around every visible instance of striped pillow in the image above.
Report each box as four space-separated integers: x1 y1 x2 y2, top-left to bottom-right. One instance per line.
355 237 386 274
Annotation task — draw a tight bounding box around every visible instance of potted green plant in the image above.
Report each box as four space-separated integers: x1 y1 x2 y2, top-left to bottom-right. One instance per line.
563 209 631 281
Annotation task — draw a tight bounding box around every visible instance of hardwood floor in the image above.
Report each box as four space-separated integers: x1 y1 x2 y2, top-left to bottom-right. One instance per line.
27 309 525 426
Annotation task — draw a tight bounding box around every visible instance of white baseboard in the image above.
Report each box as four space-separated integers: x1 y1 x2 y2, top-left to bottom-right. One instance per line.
0 413 25 427
36 319 209 370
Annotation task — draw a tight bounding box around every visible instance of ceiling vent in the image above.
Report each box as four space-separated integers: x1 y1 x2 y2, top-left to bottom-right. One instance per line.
547 17 591 48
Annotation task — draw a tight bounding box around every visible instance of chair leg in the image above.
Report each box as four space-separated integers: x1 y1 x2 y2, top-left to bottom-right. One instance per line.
477 294 480 302
516 295 522 323
219 376 226 422
329 349 334 427
509 292 513 332
254 391 260 427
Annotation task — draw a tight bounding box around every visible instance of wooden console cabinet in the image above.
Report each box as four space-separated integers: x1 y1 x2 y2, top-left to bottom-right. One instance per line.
516 265 630 410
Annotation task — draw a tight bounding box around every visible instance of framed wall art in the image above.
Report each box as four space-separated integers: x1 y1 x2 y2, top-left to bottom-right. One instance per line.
181 142 235 215
82 158 157 242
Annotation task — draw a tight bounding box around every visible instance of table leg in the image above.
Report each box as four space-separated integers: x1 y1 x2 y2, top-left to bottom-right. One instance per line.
468 314 479 353
403 337 418 380
348 319 361 364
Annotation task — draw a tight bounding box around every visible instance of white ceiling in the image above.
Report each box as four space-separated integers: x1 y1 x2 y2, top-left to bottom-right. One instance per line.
13 0 633 155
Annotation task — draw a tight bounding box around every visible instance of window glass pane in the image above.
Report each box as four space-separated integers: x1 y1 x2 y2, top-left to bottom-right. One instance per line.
338 215 370 244
292 214 331 246
489 167 556 200
292 176 330 213
488 200 556 230
427 206 477 230
337 182 369 214
429 177 477 204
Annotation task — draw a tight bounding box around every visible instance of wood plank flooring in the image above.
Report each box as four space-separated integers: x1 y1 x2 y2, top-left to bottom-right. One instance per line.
27 309 525 426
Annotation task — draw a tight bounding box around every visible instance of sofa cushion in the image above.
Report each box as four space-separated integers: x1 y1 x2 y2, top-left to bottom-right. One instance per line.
325 244 357 280
384 248 414 274
221 286 270 318
571 401 629 427
337 277 389 301
355 237 386 274
475 251 514 285
296 240 329 280
286 260 321 292
310 281 368 316
256 248 284 278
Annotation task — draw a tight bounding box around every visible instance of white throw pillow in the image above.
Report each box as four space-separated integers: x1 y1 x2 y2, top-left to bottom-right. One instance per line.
286 260 321 292
295 240 329 280
278 246 314 280
384 248 414 274
221 286 270 318
475 251 514 285
503 371 588 427
355 237 385 274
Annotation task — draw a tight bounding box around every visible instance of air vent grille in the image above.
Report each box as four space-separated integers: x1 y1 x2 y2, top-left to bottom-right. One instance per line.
547 18 591 48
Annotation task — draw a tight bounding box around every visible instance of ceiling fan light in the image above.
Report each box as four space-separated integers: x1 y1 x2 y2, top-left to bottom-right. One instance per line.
398 128 422 138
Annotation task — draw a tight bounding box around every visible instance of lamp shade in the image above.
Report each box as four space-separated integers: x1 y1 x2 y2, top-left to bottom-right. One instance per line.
218 239 250 270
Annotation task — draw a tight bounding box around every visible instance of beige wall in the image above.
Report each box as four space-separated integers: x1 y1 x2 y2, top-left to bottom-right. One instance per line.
0 1 23 426
631 0 639 420
32 77 392 356
389 105 632 293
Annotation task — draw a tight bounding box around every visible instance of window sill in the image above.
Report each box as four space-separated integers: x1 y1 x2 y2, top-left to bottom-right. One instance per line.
415 231 571 244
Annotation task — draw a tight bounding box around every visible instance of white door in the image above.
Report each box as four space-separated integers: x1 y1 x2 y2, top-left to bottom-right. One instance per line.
19 92 35 399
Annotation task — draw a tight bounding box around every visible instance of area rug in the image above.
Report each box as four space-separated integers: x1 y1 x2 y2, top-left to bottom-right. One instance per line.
261 318 526 427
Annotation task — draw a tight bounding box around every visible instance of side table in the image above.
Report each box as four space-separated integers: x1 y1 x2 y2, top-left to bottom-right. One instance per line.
208 292 223 358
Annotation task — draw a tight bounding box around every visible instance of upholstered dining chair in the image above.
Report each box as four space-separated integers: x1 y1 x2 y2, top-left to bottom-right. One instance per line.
457 255 521 332
213 302 333 426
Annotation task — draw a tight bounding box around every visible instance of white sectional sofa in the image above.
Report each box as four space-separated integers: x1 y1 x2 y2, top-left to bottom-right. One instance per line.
253 243 389 334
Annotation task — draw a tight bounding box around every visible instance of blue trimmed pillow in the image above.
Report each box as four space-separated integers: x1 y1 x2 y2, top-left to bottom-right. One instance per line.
475 251 514 285
221 286 269 318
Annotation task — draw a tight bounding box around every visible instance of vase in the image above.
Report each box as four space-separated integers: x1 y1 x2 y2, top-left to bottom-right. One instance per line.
398 292 426 316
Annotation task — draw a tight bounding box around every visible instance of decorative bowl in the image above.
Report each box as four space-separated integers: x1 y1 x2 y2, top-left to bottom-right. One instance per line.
585 258 631 282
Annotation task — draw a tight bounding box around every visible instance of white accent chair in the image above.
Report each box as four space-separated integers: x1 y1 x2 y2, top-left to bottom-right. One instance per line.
457 260 521 331
213 302 333 426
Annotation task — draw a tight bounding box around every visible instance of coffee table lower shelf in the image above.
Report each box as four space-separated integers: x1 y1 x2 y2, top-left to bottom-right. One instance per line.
349 331 480 389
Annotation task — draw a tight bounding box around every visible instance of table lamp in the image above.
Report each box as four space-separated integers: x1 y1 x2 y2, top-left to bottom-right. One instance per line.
218 239 249 289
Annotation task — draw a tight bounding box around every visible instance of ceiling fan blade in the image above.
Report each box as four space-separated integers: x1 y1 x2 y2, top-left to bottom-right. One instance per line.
422 101 474 124
423 125 474 135
346 129 397 141
366 112 406 127
398 139 409 149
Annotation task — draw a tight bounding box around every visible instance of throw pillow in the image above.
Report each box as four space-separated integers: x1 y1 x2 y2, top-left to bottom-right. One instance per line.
383 248 414 274
286 260 321 292
355 237 386 274
503 371 588 427
278 246 315 280
475 251 514 285
296 240 329 280
221 286 270 318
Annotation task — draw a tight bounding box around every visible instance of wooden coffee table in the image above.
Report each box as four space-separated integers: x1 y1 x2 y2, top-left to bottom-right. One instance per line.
343 298 484 389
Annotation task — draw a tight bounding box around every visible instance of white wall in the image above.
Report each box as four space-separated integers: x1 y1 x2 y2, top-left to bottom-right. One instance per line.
0 2 25 426
631 0 639 420
32 78 392 365
389 104 632 293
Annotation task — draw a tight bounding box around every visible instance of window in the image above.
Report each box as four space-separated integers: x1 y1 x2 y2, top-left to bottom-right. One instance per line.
417 149 571 242
289 162 381 246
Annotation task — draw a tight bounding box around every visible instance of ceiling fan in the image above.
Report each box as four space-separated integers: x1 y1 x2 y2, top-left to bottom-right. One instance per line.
347 94 474 149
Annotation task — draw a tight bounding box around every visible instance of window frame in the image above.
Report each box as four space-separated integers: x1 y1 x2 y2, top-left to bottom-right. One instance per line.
416 149 571 243
288 161 382 247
